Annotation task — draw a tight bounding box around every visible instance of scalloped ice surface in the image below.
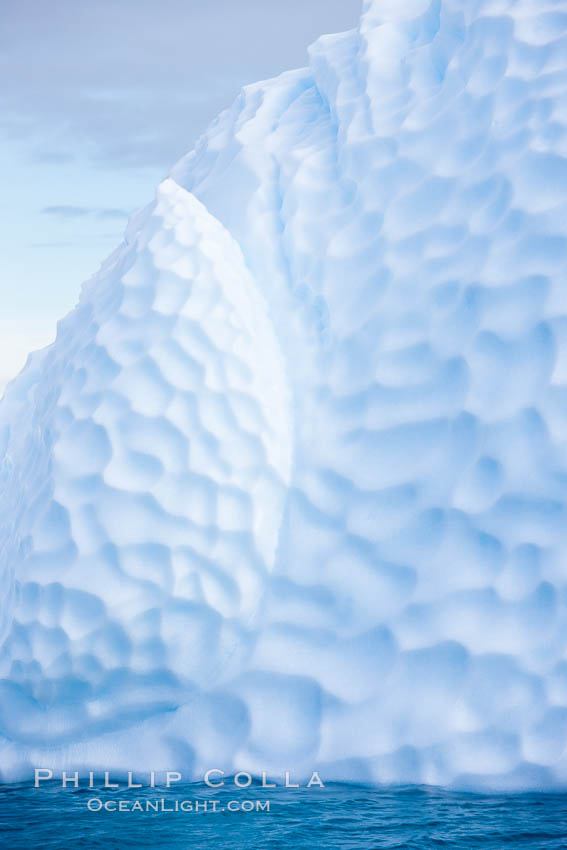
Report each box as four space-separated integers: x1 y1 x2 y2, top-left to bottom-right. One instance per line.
2 0 567 789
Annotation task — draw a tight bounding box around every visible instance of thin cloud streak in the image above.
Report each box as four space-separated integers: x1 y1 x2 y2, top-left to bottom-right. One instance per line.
42 205 130 219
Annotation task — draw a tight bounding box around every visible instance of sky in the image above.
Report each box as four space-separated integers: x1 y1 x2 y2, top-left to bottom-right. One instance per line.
0 0 361 394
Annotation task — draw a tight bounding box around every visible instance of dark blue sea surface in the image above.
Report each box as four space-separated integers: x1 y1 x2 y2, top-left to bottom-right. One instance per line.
1 781 566 849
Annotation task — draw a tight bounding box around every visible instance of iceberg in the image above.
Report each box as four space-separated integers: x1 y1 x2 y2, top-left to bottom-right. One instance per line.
1 0 567 789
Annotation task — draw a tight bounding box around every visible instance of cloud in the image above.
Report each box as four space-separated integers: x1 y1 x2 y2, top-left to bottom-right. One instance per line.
1 0 361 170
42 205 90 218
31 241 74 248
33 151 76 165
42 205 130 219
97 208 130 220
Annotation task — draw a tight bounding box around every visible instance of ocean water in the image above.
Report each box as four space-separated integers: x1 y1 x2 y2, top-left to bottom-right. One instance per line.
1 782 566 849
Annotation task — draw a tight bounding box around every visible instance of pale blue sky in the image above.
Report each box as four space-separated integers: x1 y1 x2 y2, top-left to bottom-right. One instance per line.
0 0 361 392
